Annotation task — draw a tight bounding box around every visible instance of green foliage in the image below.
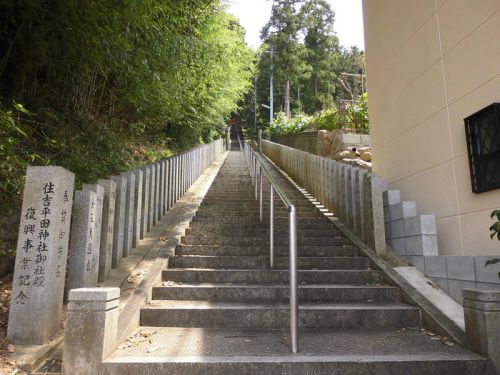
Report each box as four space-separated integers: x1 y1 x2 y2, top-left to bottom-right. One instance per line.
344 93 369 134
308 108 341 131
0 1 254 206
486 210 500 278
268 112 312 137
490 210 500 240
266 93 369 138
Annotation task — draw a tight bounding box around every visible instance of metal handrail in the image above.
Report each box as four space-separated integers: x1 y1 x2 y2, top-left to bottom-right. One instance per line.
240 137 299 354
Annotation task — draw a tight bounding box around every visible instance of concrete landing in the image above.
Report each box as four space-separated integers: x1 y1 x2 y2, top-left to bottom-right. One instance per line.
105 327 491 374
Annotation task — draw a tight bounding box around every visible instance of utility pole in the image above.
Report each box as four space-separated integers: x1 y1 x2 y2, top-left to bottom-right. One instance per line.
269 43 274 125
254 75 257 133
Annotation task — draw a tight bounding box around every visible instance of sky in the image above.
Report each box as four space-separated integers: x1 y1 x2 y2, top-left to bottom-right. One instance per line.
226 0 365 50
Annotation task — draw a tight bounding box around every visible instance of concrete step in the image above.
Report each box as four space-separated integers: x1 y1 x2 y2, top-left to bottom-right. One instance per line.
175 244 360 257
194 211 322 219
196 206 319 214
191 216 331 224
184 227 341 237
188 221 336 231
168 255 369 270
181 235 349 246
106 327 493 375
162 269 383 284
140 301 422 329
152 283 400 303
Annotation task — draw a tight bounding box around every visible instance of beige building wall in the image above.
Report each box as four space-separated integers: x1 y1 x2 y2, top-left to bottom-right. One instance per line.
362 0 500 256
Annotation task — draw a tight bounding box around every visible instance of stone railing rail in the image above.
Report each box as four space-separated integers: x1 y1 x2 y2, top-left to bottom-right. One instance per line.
7 137 227 346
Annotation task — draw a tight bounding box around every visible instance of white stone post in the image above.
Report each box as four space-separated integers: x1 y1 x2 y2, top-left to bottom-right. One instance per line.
363 173 386 255
133 169 143 248
141 165 151 237
122 172 135 257
67 190 100 294
463 289 500 373
97 179 116 282
62 288 119 375
8 166 74 344
110 174 126 268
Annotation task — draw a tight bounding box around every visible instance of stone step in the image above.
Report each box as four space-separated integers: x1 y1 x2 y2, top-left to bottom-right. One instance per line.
106 328 492 375
181 235 349 246
184 227 341 237
140 301 422 329
188 222 336 231
152 283 400 303
175 244 360 257
162 269 383 284
168 255 369 270
191 216 330 224
196 206 319 214
194 211 321 219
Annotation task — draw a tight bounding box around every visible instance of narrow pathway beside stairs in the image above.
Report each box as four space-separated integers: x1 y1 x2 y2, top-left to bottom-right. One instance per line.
104 144 491 374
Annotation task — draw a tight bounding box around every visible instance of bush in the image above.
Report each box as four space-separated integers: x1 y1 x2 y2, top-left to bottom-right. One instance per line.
268 112 312 137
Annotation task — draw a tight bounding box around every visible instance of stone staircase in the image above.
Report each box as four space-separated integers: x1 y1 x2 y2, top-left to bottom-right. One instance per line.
104 146 491 374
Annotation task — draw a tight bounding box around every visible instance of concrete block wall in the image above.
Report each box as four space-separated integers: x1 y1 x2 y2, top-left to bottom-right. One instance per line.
383 189 500 304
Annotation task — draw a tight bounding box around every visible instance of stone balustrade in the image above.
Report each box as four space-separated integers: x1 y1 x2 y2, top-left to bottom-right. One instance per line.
7 138 226 345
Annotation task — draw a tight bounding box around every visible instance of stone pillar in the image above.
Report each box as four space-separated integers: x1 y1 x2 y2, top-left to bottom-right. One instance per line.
97 179 116 282
67 190 100 294
62 288 119 375
258 129 262 153
363 173 386 255
165 159 171 211
110 174 126 268
154 162 161 222
162 160 168 215
141 165 150 238
159 160 165 221
354 169 367 238
133 169 143 248
122 172 135 257
82 183 104 266
8 166 74 344
464 289 500 373
227 126 231 151
149 164 156 228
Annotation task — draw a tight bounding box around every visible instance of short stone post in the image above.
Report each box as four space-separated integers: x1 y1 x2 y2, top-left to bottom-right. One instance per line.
8 166 75 344
363 173 386 255
110 174 126 268
122 172 135 257
159 160 165 219
82 183 104 264
67 190 99 293
154 162 161 222
149 164 156 227
133 169 143 248
97 179 116 282
141 165 150 237
62 288 120 375
258 129 262 153
354 169 367 238
463 289 500 373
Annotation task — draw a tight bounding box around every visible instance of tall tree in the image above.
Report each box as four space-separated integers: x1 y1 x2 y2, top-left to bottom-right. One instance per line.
302 0 340 112
261 0 310 117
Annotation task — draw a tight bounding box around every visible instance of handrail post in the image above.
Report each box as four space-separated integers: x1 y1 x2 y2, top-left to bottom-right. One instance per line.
259 167 263 222
270 185 274 269
289 205 299 353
